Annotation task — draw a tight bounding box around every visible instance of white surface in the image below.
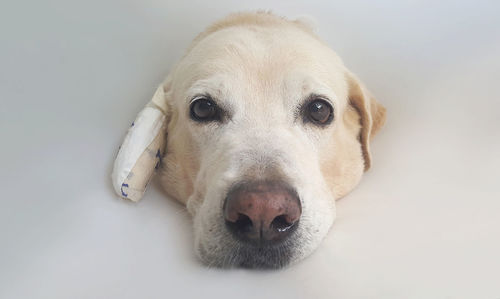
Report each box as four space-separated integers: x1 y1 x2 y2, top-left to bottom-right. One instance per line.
1 1 499 298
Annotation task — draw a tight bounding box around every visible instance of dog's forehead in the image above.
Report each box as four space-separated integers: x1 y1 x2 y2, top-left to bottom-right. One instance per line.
173 25 348 107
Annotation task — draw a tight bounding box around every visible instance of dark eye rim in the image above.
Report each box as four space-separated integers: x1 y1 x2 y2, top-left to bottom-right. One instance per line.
189 95 221 122
301 95 334 126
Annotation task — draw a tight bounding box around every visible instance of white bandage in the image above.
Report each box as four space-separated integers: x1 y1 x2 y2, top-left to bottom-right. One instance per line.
111 86 167 202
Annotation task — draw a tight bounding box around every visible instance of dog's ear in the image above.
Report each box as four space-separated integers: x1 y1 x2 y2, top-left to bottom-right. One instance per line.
111 81 170 202
346 70 386 171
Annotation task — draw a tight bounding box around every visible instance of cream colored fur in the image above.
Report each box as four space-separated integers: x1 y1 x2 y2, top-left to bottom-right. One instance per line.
155 12 386 267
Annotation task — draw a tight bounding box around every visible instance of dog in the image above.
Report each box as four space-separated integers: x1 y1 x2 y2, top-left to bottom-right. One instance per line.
116 11 386 268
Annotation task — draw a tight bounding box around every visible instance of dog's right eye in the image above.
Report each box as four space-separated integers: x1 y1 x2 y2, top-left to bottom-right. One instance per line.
190 96 220 122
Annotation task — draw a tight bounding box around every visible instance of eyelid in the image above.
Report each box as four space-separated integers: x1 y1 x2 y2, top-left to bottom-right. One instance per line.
190 94 214 105
297 94 333 113
305 94 334 106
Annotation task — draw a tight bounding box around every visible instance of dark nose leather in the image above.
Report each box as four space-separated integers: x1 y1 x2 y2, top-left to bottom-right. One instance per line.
223 181 301 246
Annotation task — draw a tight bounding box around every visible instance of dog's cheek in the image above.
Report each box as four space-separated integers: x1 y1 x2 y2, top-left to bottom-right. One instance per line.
158 126 202 205
191 194 232 266
158 153 195 205
186 187 204 216
320 109 365 199
192 212 217 266
288 186 335 264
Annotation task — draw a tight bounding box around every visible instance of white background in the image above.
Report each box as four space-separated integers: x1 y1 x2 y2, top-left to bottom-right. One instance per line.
1 0 499 298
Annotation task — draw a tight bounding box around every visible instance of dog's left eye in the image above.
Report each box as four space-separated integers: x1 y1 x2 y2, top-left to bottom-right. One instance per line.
305 98 333 125
190 96 220 122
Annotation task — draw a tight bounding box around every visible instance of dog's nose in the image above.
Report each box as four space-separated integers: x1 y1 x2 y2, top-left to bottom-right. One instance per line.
224 181 301 246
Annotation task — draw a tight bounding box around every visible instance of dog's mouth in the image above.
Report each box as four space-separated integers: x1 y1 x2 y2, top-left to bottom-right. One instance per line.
233 243 296 269
199 235 299 269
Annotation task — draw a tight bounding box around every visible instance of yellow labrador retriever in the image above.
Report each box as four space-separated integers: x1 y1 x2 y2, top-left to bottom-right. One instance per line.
113 12 386 268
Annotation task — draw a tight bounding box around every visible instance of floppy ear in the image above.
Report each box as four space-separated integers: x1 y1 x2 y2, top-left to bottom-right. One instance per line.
346 71 386 171
111 84 169 202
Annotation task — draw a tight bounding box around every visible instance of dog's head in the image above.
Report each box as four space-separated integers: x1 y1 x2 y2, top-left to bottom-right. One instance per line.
113 12 385 268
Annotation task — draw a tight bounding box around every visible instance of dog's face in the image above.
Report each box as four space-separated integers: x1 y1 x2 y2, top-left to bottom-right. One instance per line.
157 13 385 268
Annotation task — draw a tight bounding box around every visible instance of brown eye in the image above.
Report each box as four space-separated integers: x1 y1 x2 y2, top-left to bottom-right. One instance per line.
190 96 219 122
306 99 333 125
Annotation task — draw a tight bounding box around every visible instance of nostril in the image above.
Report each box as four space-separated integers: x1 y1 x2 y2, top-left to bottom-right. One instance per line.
270 214 295 232
226 213 253 234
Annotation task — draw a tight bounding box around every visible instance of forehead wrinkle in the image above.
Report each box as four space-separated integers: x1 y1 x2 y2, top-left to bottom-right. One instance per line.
183 25 323 77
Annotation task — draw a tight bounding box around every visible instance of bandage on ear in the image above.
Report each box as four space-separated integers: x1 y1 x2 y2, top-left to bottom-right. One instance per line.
111 86 167 202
